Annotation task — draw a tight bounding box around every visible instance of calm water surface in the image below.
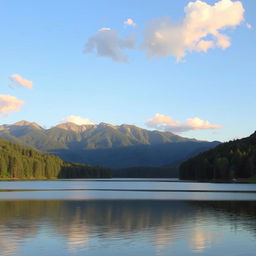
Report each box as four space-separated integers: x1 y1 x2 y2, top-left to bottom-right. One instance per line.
0 179 256 255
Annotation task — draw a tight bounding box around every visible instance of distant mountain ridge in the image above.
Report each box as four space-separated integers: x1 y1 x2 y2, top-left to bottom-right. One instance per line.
0 121 220 168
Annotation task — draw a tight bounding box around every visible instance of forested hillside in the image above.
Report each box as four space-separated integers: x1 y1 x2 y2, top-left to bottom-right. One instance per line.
0 139 111 179
180 132 256 181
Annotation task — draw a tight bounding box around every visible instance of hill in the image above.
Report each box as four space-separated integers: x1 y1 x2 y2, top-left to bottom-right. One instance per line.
0 121 220 168
180 132 256 181
0 139 111 179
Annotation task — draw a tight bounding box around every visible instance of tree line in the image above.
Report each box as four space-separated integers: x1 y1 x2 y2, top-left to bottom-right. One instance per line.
179 132 256 180
112 166 179 178
0 139 111 179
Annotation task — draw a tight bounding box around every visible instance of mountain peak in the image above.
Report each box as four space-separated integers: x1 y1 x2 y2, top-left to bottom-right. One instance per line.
98 122 117 129
55 122 95 132
120 124 141 129
13 120 42 129
13 120 31 126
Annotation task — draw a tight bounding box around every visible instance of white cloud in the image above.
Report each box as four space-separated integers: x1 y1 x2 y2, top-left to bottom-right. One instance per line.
146 113 222 133
9 74 33 89
246 23 253 29
142 0 244 61
99 27 111 31
60 115 94 125
84 28 136 62
124 18 136 27
0 94 25 116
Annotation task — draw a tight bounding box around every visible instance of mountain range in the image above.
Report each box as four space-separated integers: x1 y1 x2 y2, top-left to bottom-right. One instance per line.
0 121 220 168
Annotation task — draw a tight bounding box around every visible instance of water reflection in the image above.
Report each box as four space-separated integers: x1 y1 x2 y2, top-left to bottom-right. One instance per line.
0 200 256 255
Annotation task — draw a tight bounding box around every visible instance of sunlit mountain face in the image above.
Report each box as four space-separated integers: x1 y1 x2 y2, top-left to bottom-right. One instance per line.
0 121 219 168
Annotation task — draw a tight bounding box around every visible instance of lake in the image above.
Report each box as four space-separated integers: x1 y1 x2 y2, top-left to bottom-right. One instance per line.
1 179 256 256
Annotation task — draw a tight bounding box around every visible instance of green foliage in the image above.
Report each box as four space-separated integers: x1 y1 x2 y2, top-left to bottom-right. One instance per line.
0 139 111 179
58 163 111 178
180 131 256 180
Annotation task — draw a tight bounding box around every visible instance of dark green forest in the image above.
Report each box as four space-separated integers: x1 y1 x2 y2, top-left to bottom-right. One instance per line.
0 139 111 179
180 131 256 181
113 166 179 178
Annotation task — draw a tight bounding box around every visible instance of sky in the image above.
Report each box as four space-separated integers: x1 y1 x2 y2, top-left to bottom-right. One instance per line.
0 0 255 142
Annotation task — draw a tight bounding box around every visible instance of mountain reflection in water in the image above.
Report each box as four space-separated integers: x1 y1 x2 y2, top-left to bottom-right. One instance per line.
0 200 256 256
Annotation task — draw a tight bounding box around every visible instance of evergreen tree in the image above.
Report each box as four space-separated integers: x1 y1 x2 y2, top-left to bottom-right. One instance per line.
180 131 256 181
0 139 111 179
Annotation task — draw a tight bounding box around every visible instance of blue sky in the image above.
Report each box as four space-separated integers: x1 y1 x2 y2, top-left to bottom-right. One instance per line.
0 0 255 142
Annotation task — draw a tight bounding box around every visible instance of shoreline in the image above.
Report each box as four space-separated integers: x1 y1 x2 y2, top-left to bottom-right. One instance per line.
0 177 256 184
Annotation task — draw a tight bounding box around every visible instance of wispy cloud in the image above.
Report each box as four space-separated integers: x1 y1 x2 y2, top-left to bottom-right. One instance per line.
60 115 94 125
246 23 253 29
9 74 33 89
84 28 136 62
124 18 136 27
99 27 111 31
0 94 25 117
146 113 222 133
142 0 244 61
